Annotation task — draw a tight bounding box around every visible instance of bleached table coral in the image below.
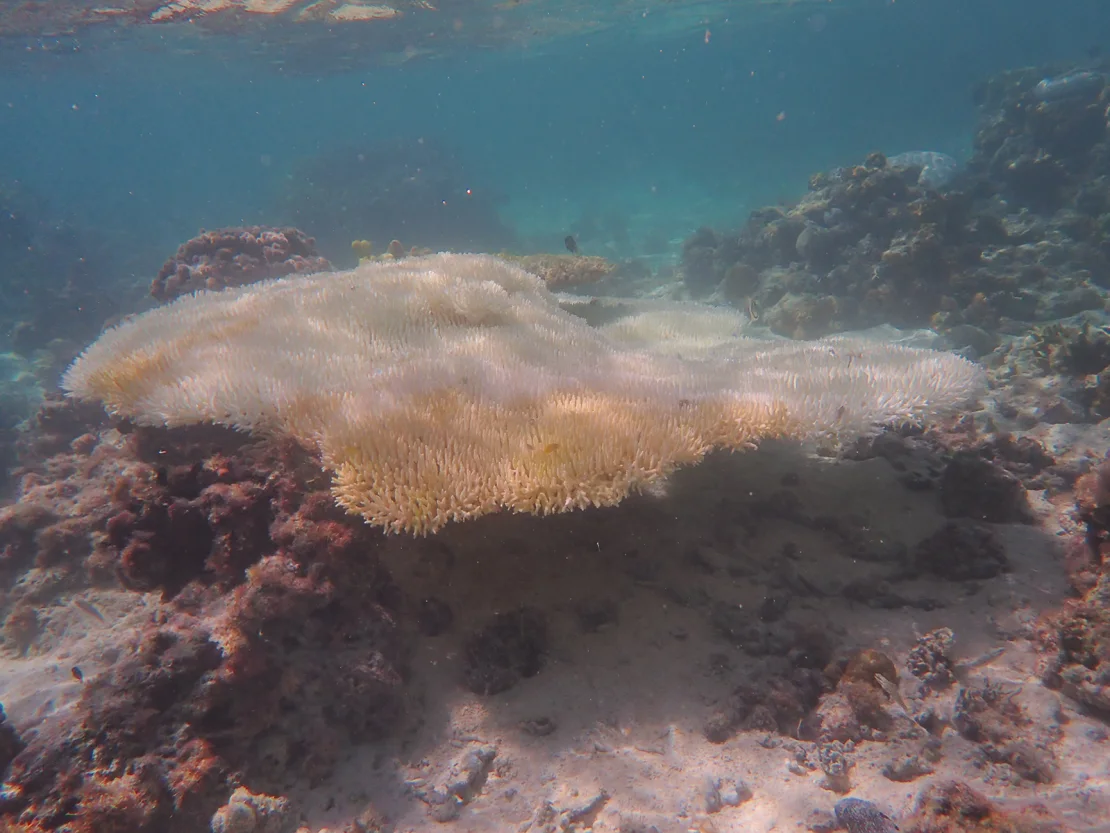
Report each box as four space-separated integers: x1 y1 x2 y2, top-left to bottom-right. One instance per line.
64 253 982 534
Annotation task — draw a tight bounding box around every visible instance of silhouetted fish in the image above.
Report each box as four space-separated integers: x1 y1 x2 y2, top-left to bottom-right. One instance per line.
1033 70 1105 102
564 235 578 254
73 598 106 623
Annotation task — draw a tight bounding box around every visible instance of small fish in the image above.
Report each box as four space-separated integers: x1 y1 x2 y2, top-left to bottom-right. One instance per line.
874 673 906 711
73 598 106 623
564 235 579 254
70 666 84 682
875 673 927 731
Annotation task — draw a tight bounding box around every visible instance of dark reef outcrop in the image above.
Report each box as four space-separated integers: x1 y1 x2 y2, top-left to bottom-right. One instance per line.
683 64 1110 343
0 397 406 832
151 226 332 302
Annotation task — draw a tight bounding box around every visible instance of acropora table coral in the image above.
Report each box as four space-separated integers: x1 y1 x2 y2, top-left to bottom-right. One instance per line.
64 253 982 535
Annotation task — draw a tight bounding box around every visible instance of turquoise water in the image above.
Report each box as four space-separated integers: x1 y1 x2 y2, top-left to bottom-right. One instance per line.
1 0 1104 277
5 3 1110 831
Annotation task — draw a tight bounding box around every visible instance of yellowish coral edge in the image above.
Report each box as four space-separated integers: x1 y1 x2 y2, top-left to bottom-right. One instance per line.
325 389 794 535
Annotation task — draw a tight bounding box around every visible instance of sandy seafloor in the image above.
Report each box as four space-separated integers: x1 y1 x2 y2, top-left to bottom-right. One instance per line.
5 431 1108 833
310 438 1110 832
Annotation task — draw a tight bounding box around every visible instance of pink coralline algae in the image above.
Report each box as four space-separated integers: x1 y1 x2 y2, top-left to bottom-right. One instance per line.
150 226 331 302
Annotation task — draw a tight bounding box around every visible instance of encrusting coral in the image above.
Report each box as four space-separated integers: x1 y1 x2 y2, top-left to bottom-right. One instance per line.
63 253 983 535
151 226 331 302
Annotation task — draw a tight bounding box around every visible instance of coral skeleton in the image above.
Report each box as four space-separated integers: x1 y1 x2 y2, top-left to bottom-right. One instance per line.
64 253 982 534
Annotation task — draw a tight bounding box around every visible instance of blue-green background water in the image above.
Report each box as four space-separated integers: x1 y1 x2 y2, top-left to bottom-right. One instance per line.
1 0 1108 277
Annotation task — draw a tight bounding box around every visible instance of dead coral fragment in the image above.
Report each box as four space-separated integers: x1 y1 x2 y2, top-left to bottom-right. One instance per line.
209 787 289 833
907 627 956 688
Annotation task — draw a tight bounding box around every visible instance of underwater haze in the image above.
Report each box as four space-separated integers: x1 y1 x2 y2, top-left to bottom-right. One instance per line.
0 0 1104 266
5 1 1110 832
